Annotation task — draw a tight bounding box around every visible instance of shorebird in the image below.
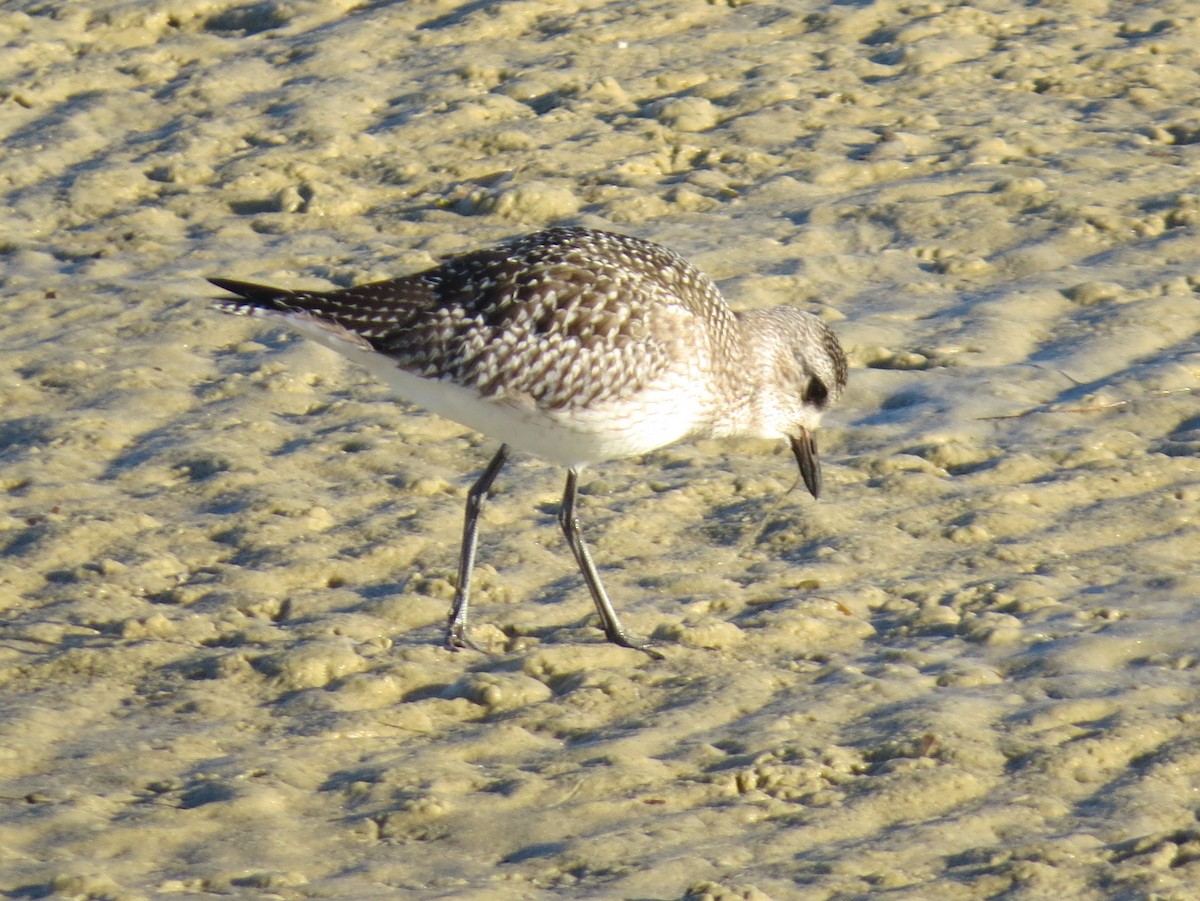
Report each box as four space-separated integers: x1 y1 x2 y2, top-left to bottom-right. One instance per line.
210 227 847 655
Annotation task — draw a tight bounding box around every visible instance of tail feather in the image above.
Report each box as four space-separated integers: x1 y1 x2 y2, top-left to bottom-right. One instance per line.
208 277 298 310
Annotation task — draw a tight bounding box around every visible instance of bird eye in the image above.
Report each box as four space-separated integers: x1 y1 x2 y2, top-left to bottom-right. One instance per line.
803 375 828 407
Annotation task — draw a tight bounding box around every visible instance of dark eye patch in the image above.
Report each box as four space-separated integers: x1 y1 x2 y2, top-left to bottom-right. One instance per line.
803 375 828 407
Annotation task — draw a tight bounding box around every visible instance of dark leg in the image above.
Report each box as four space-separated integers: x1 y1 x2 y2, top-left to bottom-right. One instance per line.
558 469 663 659
446 444 510 651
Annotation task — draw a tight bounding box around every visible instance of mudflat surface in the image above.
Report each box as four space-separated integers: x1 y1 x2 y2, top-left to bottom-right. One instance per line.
2 1 1199 898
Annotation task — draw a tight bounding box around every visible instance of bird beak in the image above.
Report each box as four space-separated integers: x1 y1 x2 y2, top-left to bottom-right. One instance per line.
790 429 821 499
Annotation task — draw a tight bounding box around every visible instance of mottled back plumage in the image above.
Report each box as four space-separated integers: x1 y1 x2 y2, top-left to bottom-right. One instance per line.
213 227 735 412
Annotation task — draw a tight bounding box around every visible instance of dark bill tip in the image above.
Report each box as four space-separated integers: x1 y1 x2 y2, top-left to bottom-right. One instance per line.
790 430 821 499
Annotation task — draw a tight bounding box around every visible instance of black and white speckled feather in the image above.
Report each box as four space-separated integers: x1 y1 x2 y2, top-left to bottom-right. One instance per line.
213 228 736 413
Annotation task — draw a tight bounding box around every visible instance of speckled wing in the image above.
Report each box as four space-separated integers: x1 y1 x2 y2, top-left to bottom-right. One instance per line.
211 228 737 412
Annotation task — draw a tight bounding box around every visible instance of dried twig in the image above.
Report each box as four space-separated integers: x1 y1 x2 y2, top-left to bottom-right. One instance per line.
978 386 1194 421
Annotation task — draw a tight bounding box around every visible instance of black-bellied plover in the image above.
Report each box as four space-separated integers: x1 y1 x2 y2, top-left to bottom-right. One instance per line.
210 227 847 656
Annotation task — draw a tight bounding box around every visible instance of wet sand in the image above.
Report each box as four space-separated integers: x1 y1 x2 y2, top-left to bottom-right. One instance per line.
2 0 1199 898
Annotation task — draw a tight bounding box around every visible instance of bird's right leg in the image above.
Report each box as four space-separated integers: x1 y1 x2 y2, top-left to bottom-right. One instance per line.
446 444 510 651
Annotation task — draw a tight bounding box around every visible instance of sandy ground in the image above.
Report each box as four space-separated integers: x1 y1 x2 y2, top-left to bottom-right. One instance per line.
2 0 1200 898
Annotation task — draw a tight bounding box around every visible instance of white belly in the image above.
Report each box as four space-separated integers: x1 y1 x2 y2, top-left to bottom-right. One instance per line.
276 311 705 469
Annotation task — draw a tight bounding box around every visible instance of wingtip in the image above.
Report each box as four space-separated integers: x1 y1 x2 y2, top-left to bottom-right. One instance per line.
207 276 242 293
206 276 293 308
